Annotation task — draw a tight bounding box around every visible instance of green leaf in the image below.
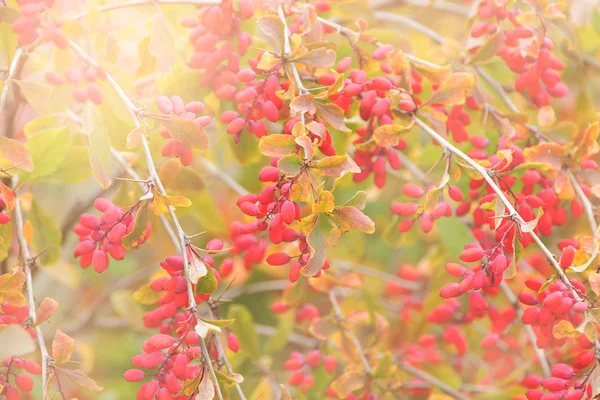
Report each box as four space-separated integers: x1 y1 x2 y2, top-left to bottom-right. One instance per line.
132 283 162 305
198 317 235 329
20 126 72 184
28 199 62 266
43 146 92 184
227 305 260 359
466 30 505 64
194 265 219 296
179 370 202 396
343 191 367 210
277 154 303 175
14 80 53 114
122 201 149 249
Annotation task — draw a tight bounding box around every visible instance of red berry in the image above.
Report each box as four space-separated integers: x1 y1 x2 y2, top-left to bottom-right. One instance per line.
15 374 33 392
266 253 290 266
124 369 146 382
402 184 424 198
459 247 485 262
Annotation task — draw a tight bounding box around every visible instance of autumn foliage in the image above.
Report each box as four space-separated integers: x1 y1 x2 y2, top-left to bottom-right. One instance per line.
4 0 600 399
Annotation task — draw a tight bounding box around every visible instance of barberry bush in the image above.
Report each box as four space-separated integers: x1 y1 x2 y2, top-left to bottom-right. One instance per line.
3 0 600 399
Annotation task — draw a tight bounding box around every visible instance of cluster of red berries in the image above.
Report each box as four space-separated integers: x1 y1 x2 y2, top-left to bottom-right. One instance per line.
524 363 584 400
155 95 212 166
470 0 568 107
45 66 106 105
182 0 253 86
391 183 453 233
12 0 65 47
519 278 588 349
125 333 208 400
284 350 337 393
219 72 285 141
73 198 151 272
0 357 42 400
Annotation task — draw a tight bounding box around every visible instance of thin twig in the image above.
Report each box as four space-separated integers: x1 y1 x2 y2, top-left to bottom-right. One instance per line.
397 361 470 400
12 176 51 400
328 290 372 374
198 158 249 197
66 39 241 400
335 259 421 290
373 11 445 44
414 116 600 352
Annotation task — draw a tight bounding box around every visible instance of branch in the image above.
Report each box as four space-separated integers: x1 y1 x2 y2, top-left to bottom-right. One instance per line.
396 361 470 400
0 47 25 137
328 290 372 374
66 39 244 400
414 116 600 353
12 176 51 400
373 11 445 44
198 158 249 197
335 259 421 290
373 0 470 16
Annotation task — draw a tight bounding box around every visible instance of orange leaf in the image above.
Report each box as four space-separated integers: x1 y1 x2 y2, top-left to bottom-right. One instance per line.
34 297 58 327
523 142 566 172
0 181 15 212
52 329 75 364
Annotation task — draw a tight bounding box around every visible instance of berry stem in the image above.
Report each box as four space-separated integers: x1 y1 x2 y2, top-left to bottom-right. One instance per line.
12 176 51 400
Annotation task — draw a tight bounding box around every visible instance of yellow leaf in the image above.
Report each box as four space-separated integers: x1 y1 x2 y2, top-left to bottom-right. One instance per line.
0 271 26 307
22 220 33 243
553 320 579 339
52 330 75 365
426 72 477 106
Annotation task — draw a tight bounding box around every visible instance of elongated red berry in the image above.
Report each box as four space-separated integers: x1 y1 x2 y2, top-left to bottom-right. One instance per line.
402 184 424 199
559 246 575 269
266 253 290 266
227 332 239 352
15 374 33 392
124 369 146 382
460 247 484 262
